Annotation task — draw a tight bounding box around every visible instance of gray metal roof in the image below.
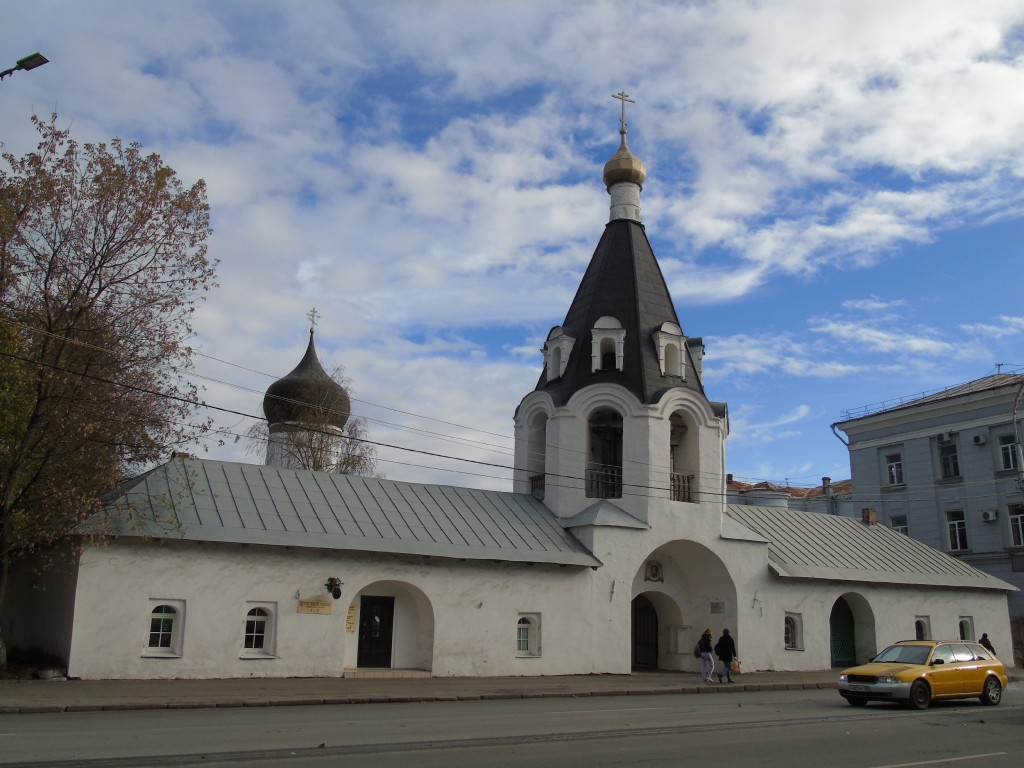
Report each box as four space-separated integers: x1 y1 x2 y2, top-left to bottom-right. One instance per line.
837 372 1024 422
96 458 602 567
559 500 649 530
724 505 1016 591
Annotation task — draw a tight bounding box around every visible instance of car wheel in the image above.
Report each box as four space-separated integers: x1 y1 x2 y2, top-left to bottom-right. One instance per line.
908 680 931 710
980 676 1002 706
847 697 868 707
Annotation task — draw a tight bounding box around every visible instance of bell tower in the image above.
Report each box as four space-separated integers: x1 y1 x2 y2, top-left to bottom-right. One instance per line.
513 95 728 522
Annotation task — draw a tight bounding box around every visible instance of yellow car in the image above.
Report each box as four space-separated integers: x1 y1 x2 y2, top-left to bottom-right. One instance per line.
838 640 1008 709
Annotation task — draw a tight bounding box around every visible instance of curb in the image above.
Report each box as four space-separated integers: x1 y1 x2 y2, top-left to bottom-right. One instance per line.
0 680 838 715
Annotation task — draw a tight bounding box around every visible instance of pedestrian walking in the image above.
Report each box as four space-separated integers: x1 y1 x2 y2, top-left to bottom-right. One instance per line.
698 628 715 682
979 633 996 655
714 628 738 683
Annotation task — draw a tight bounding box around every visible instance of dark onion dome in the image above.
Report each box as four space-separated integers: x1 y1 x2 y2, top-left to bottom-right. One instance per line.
602 132 647 190
263 330 350 430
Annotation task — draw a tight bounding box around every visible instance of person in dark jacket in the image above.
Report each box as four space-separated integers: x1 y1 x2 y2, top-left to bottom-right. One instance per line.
978 633 996 655
714 628 738 683
698 628 715 682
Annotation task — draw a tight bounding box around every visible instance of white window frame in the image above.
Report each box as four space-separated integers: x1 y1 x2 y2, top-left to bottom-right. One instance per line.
890 515 908 535
1009 504 1024 548
784 613 803 650
947 510 968 551
885 453 904 485
516 613 541 658
999 434 1019 471
939 443 960 479
241 602 277 658
144 599 185 657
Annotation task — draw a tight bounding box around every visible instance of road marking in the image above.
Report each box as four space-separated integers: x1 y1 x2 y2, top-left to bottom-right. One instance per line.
868 753 1008 768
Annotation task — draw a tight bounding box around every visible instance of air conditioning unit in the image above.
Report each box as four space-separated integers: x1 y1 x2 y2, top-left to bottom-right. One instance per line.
936 432 954 444
981 510 998 523
973 435 987 446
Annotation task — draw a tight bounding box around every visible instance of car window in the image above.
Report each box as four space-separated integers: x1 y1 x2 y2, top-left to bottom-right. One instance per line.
930 645 956 665
967 643 991 661
874 644 930 664
951 644 975 662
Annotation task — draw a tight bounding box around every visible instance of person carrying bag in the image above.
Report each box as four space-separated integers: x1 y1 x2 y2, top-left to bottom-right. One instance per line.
714 628 738 683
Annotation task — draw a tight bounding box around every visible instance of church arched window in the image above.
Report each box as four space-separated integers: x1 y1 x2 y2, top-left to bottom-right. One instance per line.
591 317 625 373
652 322 684 378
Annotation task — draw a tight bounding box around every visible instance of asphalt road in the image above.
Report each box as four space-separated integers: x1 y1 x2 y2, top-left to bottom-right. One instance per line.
2 685 1022 767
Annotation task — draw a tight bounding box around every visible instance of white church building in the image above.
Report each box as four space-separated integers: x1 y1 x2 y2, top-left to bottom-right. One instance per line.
4 109 1014 680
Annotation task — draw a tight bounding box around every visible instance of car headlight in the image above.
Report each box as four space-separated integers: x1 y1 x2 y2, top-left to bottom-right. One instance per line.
877 676 901 684
839 674 848 682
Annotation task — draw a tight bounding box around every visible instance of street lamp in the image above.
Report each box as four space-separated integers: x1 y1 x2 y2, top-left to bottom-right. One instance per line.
0 52 49 81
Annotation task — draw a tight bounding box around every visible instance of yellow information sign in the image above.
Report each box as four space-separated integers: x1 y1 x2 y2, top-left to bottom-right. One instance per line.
297 599 332 615
346 604 357 632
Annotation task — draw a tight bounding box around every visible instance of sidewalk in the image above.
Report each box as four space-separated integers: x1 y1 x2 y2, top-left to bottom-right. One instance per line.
0 670 839 715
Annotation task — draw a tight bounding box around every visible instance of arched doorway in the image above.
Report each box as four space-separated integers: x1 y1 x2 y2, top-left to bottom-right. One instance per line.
350 581 435 672
631 594 658 668
830 597 856 667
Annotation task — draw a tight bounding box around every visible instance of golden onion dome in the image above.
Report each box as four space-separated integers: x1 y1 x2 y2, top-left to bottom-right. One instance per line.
602 132 647 190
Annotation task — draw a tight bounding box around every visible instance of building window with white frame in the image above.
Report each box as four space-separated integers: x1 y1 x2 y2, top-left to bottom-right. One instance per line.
242 603 276 657
939 443 960 479
958 616 974 641
947 510 968 551
516 613 541 657
915 616 931 641
145 600 184 656
890 515 908 535
999 434 1019 471
1010 504 1024 548
885 453 904 485
784 613 803 650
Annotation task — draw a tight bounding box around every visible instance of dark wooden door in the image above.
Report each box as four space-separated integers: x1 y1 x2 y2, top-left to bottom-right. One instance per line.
632 594 658 668
357 595 395 668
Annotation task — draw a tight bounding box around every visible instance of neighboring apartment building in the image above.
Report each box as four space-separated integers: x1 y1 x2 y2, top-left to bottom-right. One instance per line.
833 372 1024 663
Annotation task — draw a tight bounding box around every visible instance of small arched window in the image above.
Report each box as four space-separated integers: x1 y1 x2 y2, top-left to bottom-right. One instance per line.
145 601 184 656
591 317 625 373
516 614 541 657
242 604 277 657
149 605 176 649
915 617 930 641
958 617 974 642
784 613 802 650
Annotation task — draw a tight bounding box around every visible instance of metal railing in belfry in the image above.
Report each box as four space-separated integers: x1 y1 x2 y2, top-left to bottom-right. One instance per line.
586 466 622 498
671 472 695 502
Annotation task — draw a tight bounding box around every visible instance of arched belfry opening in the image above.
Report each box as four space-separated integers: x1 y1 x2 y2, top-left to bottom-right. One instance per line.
586 408 623 498
527 411 548 496
669 410 699 502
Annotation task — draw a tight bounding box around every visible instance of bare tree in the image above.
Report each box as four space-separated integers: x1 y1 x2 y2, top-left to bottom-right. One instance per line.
0 114 215 670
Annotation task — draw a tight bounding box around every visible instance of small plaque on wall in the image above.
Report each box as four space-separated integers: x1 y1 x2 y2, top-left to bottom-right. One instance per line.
298 599 332 615
346 604 357 632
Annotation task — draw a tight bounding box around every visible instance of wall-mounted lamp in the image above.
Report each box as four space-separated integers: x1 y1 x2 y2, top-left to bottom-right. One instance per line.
324 577 343 599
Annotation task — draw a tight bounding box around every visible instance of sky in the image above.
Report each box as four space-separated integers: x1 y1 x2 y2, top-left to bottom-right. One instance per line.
2 0 1023 492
